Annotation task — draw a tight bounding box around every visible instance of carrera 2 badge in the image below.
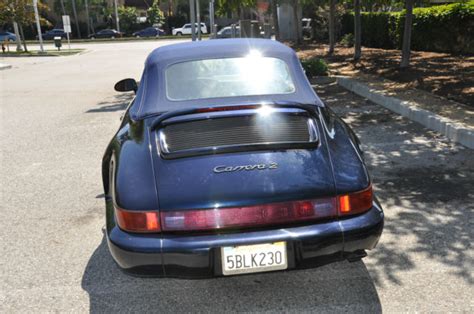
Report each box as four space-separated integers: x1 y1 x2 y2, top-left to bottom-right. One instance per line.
213 162 278 174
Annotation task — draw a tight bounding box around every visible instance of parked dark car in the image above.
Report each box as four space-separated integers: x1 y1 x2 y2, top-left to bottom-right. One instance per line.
88 29 123 39
132 27 165 38
103 39 384 278
37 29 68 40
0 31 17 42
215 26 240 39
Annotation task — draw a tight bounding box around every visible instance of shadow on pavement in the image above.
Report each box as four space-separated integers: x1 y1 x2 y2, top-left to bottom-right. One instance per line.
86 93 133 113
82 235 382 313
318 82 474 287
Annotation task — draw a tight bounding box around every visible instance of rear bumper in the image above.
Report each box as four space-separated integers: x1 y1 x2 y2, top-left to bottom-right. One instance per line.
107 203 384 278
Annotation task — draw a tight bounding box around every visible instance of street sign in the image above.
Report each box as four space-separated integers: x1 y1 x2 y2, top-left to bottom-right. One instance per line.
62 15 71 50
62 15 71 33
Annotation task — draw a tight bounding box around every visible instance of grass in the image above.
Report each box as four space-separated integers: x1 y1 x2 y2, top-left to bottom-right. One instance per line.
23 34 209 45
1 48 85 57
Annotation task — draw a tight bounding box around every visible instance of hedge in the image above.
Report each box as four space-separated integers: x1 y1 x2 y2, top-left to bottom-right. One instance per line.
341 1 474 54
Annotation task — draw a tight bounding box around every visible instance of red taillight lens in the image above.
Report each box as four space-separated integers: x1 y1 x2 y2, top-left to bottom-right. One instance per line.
161 198 338 231
114 186 373 232
338 185 373 216
115 207 161 233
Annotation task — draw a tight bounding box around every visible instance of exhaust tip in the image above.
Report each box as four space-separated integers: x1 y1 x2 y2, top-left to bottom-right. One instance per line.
346 250 367 262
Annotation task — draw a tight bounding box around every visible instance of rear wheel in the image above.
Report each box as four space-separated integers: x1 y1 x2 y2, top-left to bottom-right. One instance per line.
135 35 140 38
111 35 116 39
90 36 95 40
176 32 182 36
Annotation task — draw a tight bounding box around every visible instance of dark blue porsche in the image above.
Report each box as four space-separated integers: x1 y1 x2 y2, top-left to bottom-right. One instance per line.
102 39 384 278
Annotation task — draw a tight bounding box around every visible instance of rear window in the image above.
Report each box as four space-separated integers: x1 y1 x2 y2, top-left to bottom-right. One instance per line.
165 55 295 101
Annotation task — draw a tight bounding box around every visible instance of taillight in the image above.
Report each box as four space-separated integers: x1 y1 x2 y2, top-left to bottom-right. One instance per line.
161 198 338 231
337 185 373 216
115 207 161 233
114 186 373 233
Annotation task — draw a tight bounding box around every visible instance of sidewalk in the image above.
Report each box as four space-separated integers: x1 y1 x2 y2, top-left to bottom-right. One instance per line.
334 74 474 149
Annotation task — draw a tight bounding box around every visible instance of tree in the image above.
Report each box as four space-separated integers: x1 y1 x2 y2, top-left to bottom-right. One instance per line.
328 0 336 54
0 0 47 51
118 6 138 33
216 0 256 17
353 0 361 60
400 0 413 68
147 0 164 26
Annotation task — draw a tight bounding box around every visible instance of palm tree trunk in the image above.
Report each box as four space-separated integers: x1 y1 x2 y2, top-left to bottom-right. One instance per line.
328 0 336 55
60 0 66 16
13 22 23 52
354 0 361 60
292 0 301 45
271 0 280 41
19 24 28 52
400 0 413 68
71 0 82 39
84 0 91 36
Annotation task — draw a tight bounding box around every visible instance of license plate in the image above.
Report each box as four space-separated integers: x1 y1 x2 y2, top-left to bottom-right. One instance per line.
221 242 287 276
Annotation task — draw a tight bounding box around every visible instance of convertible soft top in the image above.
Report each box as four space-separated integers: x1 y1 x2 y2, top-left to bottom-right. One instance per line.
131 38 324 119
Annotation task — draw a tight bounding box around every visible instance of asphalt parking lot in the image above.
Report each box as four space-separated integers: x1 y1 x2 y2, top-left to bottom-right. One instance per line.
1 41 473 312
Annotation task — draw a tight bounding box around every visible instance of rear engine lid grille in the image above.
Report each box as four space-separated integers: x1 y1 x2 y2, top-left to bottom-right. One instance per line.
158 113 318 158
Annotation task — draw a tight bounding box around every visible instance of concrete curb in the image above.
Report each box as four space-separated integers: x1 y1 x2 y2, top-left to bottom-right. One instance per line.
336 76 474 149
0 63 12 70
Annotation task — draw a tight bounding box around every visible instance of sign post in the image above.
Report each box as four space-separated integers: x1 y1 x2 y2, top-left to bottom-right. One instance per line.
62 15 71 50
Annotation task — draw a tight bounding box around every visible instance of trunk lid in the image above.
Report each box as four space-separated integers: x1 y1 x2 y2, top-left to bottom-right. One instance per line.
150 108 336 211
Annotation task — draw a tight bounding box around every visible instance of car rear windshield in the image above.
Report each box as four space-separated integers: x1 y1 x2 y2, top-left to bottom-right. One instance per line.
165 56 296 101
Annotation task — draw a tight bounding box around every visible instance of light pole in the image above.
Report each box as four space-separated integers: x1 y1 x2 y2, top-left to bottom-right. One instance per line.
32 0 44 53
190 0 196 41
196 0 201 40
114 0 120 32
209 0 215 38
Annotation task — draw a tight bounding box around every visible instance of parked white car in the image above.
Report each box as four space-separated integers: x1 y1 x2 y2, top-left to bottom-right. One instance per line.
172 23 208 36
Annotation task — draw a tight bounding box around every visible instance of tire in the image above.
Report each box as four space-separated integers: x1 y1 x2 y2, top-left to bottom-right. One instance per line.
9 38 14 42
111 36 115 39
90 36 95 40
176 32 182 36
135 35 140 38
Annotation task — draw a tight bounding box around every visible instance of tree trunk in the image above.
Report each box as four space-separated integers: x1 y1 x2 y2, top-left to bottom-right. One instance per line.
354 0 361 60
328 0 336 55
19 24 28 52
71 0 82 39
13 22 23 52
84 0 91 36
292 0 301 45
271 0 280 41
60 0 66 16
400 0 414 68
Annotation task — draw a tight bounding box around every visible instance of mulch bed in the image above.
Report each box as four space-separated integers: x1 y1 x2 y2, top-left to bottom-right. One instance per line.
295 44 474 107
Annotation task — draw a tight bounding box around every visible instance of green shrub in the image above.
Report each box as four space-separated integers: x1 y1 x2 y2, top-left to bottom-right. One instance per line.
340 33 354 47
341 1 474 53
301 58 329 77
118 6 138 34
